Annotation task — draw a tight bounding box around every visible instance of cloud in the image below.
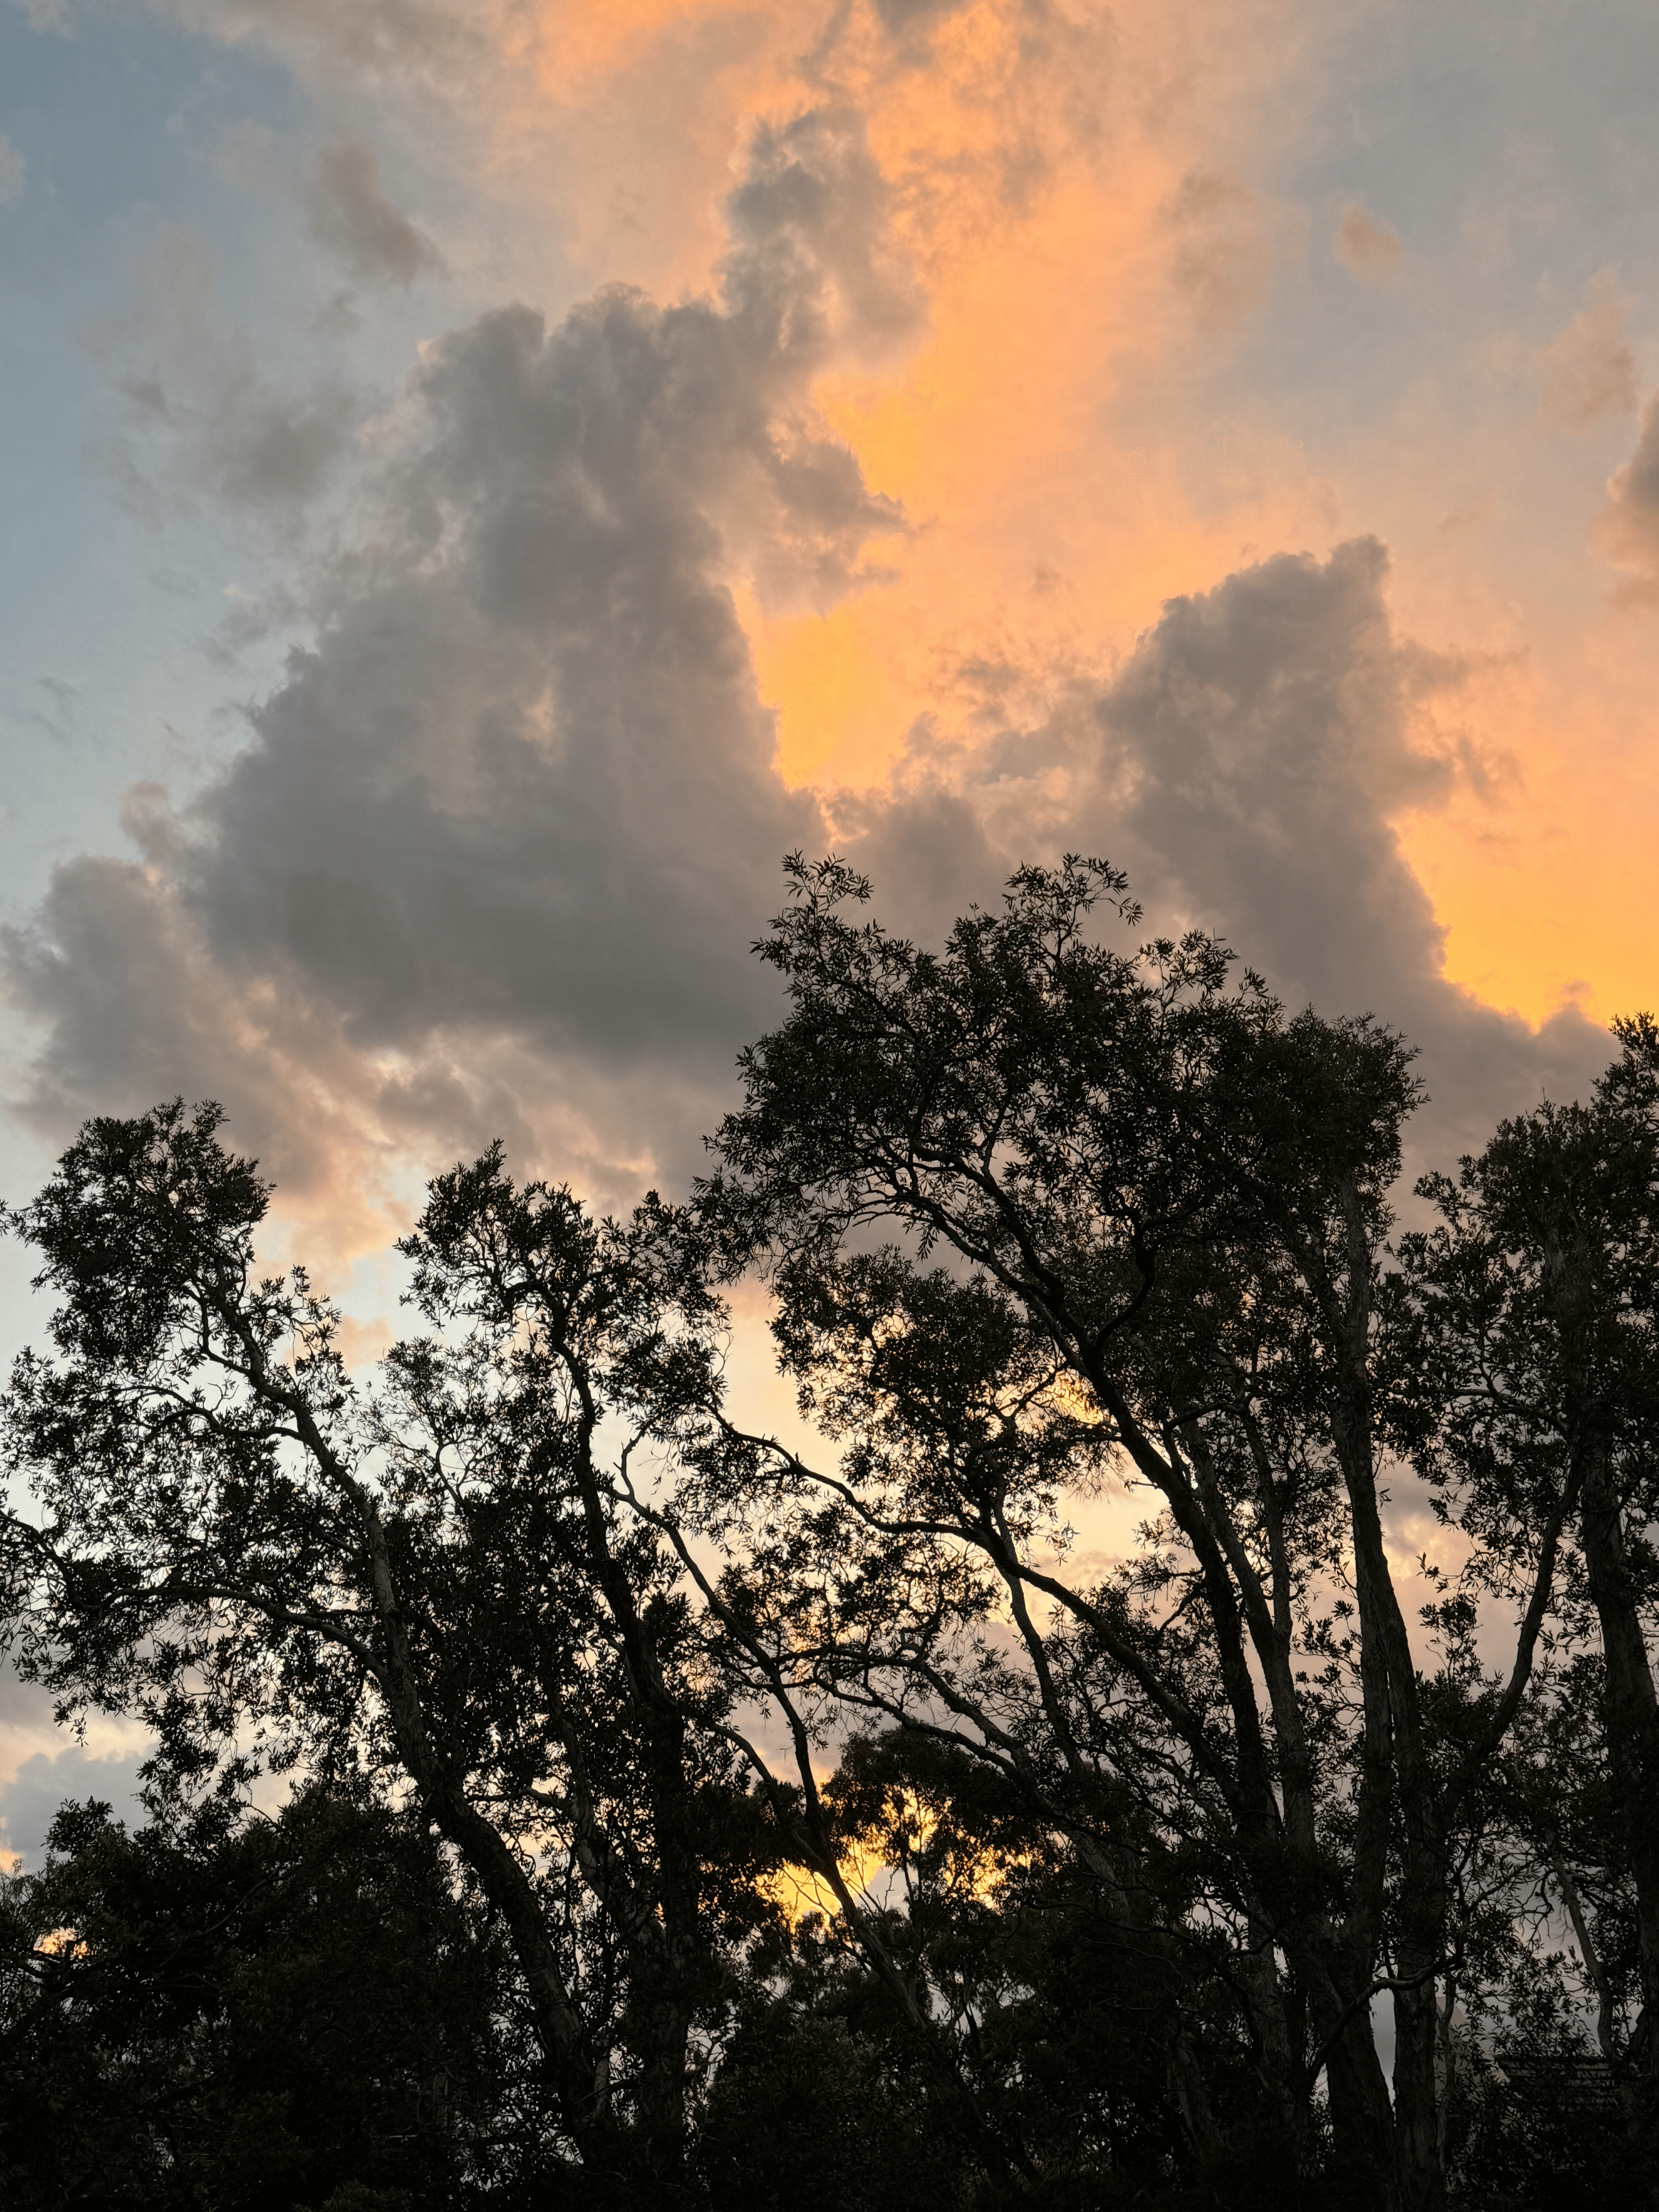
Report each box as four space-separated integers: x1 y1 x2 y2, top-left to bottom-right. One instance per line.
1539 271 1637 432
872 541 1611 1168
5 12 1622 1242
4 108 909 1219
1085 543 1610 1154
302 134 442 286
0 1743 146 1870
9 0 70 31
79 225 356 529
1335 201 1401 282
1095 541 1448 1005
17 390 1608 1232
1161 169 1274 330
1594 391 1659 591
0 132 24 206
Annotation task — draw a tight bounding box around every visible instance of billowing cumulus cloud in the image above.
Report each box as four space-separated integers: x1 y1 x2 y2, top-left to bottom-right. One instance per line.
4 108 910 1223
1095 541 1450 1011
865 541 1611 1167
1082 543 1608 1155
10 347 1614 1243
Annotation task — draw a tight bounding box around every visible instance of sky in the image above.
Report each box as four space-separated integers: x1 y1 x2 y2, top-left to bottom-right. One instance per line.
2 0 1659 1860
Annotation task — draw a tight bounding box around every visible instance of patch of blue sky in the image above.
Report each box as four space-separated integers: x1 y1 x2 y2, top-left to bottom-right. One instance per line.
0 8 313 901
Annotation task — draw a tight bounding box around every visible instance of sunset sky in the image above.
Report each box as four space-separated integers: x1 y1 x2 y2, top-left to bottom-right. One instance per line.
3 0 1659 1853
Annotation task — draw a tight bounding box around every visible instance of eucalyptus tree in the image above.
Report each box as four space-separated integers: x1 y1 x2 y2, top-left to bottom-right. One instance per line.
0 1105 783 2205
2 863 1639 2211
694 855 1577 2212
1394 1016 1659 2158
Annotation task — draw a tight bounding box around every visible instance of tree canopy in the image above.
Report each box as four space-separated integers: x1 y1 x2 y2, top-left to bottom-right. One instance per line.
3 857 1657 2212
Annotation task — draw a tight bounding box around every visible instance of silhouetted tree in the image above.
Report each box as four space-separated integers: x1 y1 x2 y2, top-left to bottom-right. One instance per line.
1393 1015 1659 2189
0 1113 785 2204
0 1787 523 2210
694 855 1582 2212
3 858 1654 2212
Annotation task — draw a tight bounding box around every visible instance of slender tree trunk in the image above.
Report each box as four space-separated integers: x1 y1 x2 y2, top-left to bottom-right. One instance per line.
239 1328 623 2178
1392 1969 1448 2212
1324 1184 1449 2212
1318 1978 1403 2212
1579 1444 1659 2169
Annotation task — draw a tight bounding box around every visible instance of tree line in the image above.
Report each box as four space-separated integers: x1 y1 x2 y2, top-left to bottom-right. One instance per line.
2 856 1657 2212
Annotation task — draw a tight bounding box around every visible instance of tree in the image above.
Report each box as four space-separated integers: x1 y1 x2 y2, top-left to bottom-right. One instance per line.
0 1108 785 2204
2 857 1649 2211
0 1786 522 2211
1393 1014 1659 2181
694 854 1579 2211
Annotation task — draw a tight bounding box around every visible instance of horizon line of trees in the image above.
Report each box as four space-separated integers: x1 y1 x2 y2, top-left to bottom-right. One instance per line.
2 853 1657 2212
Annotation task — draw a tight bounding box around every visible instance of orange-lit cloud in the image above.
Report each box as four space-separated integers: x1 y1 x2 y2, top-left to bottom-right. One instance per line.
17 0 1659 1254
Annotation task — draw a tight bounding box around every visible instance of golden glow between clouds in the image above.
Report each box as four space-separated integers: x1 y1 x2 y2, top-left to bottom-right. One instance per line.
238 0 1659 1037
749 1 1657 1031
228 0 1659 1255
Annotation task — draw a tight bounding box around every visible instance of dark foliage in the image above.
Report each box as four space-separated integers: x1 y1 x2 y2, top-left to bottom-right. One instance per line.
2 861 1657 2212
0 1788 538 2211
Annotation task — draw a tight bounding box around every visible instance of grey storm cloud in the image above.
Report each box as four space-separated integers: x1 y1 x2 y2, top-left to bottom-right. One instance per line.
4 105 1621 1215
1097 538 1450 1018
921 538 1613 1170
5 110 907 1199
764 539 1615 1181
